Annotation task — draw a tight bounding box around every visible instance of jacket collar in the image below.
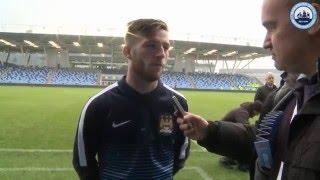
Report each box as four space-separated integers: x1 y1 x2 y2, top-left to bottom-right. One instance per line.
298 72 320 115
299 88 320 115
118 75 163 101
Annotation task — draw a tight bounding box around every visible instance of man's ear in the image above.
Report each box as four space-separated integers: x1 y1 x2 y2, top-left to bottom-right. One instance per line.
308 3 320 36
122 45 132 60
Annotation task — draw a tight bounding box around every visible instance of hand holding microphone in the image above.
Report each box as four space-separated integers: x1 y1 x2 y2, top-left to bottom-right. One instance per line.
172 96 209 141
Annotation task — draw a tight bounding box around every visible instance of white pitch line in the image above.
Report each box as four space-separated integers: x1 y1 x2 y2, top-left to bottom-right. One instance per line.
191 149 207 152
0 148 72 153
0 148 205 153
0 166 213 180
184 166 213 180
0 168 73 172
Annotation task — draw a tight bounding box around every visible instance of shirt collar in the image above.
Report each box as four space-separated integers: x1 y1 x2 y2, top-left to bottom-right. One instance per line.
118 76 164 100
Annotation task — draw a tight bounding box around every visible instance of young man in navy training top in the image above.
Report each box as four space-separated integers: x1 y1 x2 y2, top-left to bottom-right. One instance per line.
73 18 190 180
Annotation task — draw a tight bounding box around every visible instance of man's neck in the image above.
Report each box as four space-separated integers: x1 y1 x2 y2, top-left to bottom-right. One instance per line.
126 72 158 94
302 54 319 77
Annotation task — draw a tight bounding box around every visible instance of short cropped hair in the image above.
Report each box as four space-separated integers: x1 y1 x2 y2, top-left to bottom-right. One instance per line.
124 19 168 46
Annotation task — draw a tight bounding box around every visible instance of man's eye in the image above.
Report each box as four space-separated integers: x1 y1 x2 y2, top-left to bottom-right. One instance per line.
163 45 169 51
267 25 276 31
146 44 156 48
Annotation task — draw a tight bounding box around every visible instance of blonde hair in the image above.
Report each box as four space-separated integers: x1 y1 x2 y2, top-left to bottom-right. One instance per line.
124 19 168 46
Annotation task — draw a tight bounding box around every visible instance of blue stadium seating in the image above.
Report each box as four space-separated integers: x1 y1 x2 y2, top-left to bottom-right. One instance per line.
161 72 259 90
161 72 193 88
0 65 98 86
50 68 98 86
0 66 48 84
0 65 259 90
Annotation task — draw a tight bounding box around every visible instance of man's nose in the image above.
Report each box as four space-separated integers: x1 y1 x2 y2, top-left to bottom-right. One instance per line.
155 46 166 59
263 34 272 50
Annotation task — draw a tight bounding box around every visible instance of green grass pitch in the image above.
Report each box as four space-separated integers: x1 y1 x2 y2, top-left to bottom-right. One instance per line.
0 86 255 180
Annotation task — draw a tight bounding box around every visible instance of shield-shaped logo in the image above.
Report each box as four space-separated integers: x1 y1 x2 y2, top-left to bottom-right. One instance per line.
159 114 173 135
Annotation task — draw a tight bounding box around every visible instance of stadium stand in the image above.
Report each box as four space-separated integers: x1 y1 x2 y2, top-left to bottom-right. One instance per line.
0 64 48 84
161 72 193 89
161 72 260 90
50 68 98 85
0 65 260 90
0 65 98 86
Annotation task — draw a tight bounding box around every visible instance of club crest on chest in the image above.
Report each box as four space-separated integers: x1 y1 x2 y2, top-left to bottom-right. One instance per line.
159 114 174 135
